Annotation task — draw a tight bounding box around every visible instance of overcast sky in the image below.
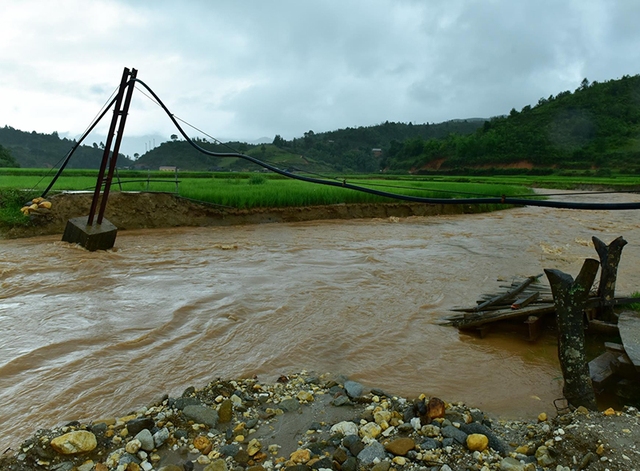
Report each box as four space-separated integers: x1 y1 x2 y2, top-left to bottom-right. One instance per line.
2 0 640 156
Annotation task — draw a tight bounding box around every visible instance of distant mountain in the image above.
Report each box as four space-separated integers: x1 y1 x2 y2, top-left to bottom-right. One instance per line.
0 126 134 169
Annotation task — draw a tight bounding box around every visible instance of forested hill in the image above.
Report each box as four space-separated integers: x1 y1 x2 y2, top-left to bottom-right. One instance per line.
384 74 640 173
0 126 133 169
135 119 486 172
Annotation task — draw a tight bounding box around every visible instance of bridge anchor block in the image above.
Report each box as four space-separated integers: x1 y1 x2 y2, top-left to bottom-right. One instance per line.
62 216 117 251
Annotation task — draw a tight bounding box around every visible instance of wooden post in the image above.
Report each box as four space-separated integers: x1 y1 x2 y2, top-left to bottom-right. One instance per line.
593 236 627 323
545 258 600 410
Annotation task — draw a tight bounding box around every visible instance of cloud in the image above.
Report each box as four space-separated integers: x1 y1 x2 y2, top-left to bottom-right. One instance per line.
1 0 639 156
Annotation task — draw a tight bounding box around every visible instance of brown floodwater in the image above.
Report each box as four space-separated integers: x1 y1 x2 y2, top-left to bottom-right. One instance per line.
2 190 640 450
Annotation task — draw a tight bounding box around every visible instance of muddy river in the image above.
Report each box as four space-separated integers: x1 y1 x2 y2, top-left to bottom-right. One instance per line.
2 190 640 450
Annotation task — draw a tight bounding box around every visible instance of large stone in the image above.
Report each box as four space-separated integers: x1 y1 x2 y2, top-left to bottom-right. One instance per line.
135 429 154 452
343 381 364 399
218 399 233 423
461 421 508 455
126 418 155 436
183 405 219 428
50 431 97 455
466 434 488 452
384 437 415 456
330 421 358 436
359 422 382 440
357 441 387 465
441 425 467 445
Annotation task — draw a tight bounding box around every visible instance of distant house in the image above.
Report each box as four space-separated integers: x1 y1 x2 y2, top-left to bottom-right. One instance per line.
372 148 382 157
159 166 177 172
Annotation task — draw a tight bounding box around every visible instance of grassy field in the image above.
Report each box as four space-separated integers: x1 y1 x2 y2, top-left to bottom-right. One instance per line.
0 169 535 208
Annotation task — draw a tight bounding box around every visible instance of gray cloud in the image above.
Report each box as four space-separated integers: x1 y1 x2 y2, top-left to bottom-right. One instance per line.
1 0 639 155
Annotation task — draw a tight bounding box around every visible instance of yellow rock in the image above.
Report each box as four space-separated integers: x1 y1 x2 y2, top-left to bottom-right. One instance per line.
50 431 97 455
359 422 382 439
247 438 261 456
194 435 211 452
38 201 52 209
466 434 489 452
596 444 605 455
289 449 310 463
29 203 38 210
296 391 314 402
537 412 547 422
392 456 406 465
32 197 44 204
515 445 529 455
603 408 615 416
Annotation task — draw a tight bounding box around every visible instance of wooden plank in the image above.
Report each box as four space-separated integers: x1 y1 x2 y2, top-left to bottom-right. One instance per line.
473 274 543 312
589 351 618 390
512 292 540 309
618 310 640 371
457 304 556 328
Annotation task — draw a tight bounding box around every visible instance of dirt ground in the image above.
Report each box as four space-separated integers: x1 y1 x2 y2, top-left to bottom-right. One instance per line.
2 191 481 239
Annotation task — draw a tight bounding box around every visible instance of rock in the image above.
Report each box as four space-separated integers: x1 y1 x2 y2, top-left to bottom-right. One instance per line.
330 421 359 436
279 398 301 412
333 447 348 463
331 395 351 406
374 410 391 425
343 435 364 456
384 437 415 455
357 441 386 465
135 429 155 452
218 399 233 423
535 446 555 467
204 459 228 471
359 422 382 440
499 457 525 471
194 435 212 453
420 424 440 437
460 422 508 455
466 434 488 452
158 466 182 471
247 439 261 456
537 412 547 422
441 425 467 445
125 439 142 454
290 449 311 463
126 418 155 436
420 438 440 450
426 397 446 421
342 457 357 471
173 397 201 410
220 444 240 457
297 391 314 402
343 380 364 399
50 431 98 455
153 427 170 448
183 405 219 428
371 461 391 471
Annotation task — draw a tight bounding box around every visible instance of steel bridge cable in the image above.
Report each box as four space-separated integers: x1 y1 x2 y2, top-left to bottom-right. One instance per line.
40 90 120 198
131 78 640 210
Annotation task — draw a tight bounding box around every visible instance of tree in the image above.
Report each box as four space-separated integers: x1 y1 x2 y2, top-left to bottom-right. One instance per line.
171 134 178 141
0 145 19 167
273 134 285 147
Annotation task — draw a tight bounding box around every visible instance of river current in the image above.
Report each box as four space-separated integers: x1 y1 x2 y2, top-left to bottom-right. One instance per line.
2 190 640 450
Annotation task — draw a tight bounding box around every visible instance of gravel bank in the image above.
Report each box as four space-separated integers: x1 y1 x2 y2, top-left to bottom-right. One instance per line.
1 371 639 471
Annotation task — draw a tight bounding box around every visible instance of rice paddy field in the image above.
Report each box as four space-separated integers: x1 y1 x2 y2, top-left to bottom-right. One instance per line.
0 168 538 210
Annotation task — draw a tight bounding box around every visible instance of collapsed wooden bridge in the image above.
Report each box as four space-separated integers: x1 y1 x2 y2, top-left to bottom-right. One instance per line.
440 236 640 408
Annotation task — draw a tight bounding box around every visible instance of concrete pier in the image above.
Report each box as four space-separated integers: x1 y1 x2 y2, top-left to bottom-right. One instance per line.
61 216 117 251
